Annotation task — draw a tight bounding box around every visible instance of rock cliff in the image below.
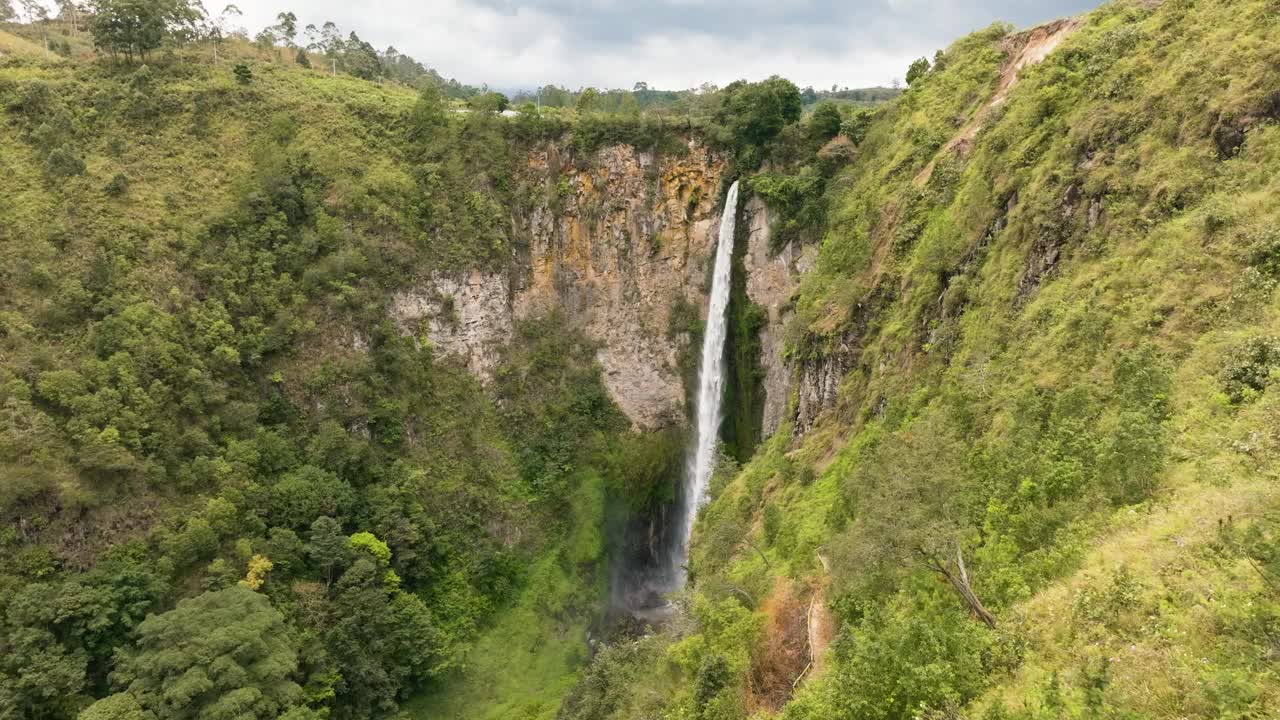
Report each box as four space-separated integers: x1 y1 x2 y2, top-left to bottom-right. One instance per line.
741 196 814 437
392 139 727 429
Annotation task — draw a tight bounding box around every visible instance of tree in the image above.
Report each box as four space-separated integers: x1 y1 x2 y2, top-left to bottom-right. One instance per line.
404 84 449 156
273 10 295 46
102 587 306 720
308 21 342 75
833 410 996 628
307 516 348 584
467 91 508 113
56 0 81 32
0 0 15 22
906 57 931 86
348 531 391 565
341 31 381 80
618 91 639 117
208 4 241 63
713 75 802 163
78 692 150 720
269 465 354 530
18 0 48 22
575 86 599 113
88 0 202 62
808 102 842 145
840 107 875 145
324 559 441 716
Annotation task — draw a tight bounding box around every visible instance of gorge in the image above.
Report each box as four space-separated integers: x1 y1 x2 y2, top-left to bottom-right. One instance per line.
4 2 1280 720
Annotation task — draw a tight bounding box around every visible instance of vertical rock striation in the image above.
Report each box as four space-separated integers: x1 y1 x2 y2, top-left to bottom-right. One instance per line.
741 195 815 438
391 139 726 429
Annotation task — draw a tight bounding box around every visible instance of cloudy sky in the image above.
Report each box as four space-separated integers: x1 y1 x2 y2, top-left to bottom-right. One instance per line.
225 0 1098 91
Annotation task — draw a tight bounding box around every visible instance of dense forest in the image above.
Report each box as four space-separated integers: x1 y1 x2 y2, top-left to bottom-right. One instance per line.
2 0 1280 719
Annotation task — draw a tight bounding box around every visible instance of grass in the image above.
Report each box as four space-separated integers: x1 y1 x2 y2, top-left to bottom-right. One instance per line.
566 2 1280 718
407 555 594 720
406 470 610 720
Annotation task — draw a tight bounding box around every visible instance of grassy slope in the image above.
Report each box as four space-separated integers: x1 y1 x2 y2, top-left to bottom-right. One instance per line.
407 476 604 720
0 38 624 719
568 2 1280 718
785 0 1280 714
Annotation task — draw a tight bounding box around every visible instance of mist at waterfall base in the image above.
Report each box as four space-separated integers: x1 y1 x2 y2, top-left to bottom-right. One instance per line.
611 181 741 621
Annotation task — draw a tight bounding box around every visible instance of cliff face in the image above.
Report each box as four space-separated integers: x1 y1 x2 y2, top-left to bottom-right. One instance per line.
741 195 814 438
392 140 728 429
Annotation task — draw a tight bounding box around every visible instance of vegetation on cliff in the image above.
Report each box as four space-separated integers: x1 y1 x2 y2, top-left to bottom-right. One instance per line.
5 0 1280 719
0 10 711 719
563 1 1280 719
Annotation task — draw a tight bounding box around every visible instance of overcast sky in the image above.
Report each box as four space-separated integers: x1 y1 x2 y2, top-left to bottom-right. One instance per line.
224 0 1098 91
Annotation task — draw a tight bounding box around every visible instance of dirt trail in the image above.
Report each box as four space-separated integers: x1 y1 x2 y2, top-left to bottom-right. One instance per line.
915 17 1081 187
806 549 836 677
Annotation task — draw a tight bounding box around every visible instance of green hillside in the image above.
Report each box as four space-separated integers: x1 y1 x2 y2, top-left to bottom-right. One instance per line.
3 0 1280 719
0 24 678 720
562 1 1280 719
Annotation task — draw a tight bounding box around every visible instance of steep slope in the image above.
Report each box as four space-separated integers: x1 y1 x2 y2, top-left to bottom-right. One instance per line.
563 1 1280 719
0 43 729 719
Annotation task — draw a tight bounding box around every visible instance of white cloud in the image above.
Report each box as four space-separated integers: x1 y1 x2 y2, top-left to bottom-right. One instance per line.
207 0 1096 89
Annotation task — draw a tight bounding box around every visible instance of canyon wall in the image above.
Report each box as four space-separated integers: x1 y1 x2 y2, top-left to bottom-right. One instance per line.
392 139 725 429
391 140 814 435
741 195 815 438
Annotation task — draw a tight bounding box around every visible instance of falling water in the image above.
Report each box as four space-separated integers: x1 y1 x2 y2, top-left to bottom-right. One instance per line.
667 179 740 588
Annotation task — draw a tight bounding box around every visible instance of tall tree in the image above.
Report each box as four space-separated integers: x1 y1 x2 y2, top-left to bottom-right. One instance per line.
835 410 997 628
324 557 442 716
713 75 802 165
273 9 295 46
88 0 202 62
575 86 599 113
206 3 240 62
0 0 14 22
55 0 80 31
808 101 842 145
307 516 349 585
87 587 307 720
906 56 931 86
341 30 381 80
18 0 48 22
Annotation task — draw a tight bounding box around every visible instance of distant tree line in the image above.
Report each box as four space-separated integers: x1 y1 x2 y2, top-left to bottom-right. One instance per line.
0 0 484 96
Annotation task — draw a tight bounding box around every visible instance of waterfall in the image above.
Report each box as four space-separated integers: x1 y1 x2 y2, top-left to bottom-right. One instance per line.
667 179 740 589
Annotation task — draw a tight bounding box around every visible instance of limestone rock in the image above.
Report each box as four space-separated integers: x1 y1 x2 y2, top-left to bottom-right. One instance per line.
392 139 726 430
742 195 815 437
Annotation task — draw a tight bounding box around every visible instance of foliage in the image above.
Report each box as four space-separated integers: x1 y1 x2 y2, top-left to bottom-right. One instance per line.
568 2 1280 719
87 0 201 62
1221 335 1280 403
748 170 826 250
807 102 843 145
712 75 802 168
6 1 1280 719
102 587 306 720
0 32 694 720
906 57 932 86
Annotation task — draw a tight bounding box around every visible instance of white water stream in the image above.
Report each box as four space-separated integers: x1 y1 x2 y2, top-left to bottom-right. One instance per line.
666 180 740 589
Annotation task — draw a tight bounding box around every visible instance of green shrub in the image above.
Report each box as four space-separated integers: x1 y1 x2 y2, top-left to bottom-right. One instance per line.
1222 336 1280 403
840 108 876 145
906 57 932 86
749 170 826 250
104 173 129 197
43 145 85 179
